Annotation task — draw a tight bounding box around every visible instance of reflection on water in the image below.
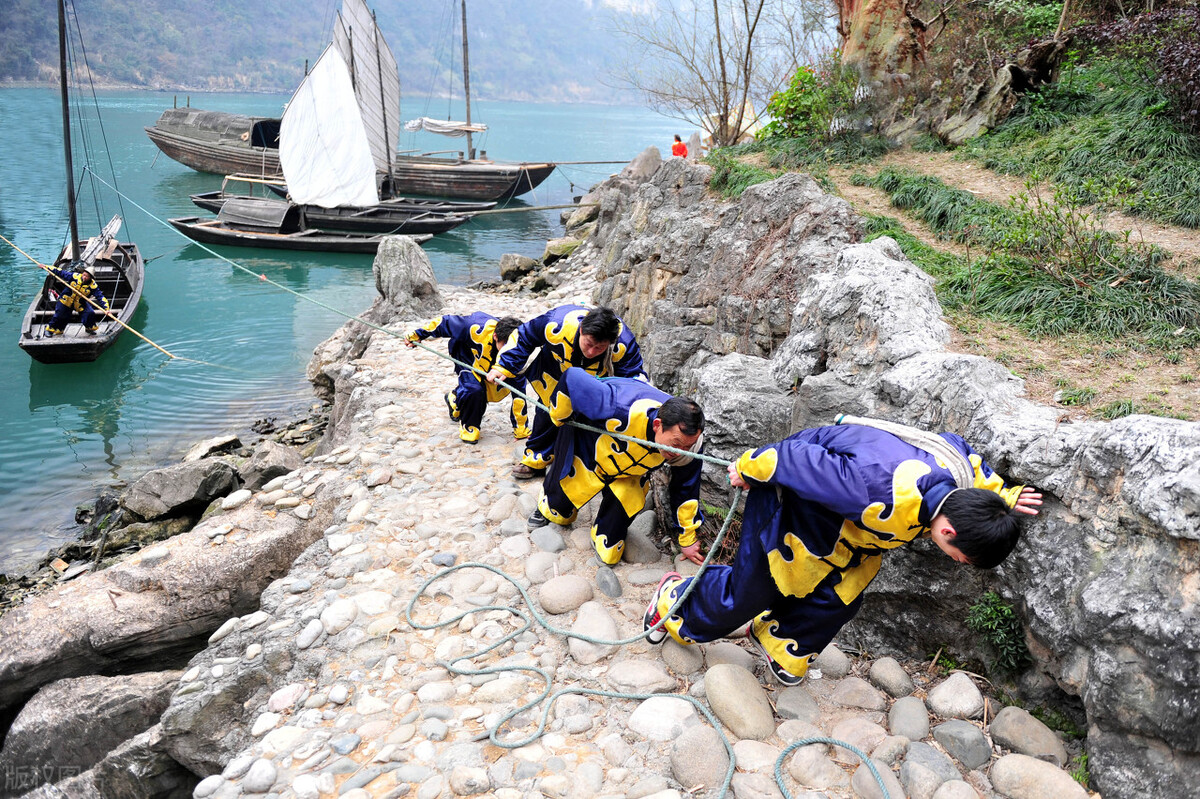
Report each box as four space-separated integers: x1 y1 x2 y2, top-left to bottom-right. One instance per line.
0 88 678 572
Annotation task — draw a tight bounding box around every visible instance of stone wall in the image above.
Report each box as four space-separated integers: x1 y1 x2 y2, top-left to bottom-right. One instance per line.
569 156 1200 798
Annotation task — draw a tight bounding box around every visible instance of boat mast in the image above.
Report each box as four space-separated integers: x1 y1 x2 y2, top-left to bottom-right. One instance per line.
460 0 474 161
58 0 80 260
371 8 392 174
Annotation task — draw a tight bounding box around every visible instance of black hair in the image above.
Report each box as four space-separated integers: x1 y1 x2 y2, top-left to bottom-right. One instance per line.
579 307 620 344
940 488 1025 569
674 134 682 142
657 397 704 436
493 316 521 345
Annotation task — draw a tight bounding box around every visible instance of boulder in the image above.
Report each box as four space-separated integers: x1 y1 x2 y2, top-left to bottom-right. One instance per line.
619 146 662 182
122 460 238 520
239 440 302 492
0 671 180 795
0 500 328 715
498 253 538 282
16 723 197 799
542 237 582 265
181 434 241 463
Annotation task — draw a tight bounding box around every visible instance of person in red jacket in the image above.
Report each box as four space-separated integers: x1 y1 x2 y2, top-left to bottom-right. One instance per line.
671 134 688 158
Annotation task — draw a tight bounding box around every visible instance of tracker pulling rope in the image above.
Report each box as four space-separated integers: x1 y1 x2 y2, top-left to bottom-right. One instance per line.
76 170 893 799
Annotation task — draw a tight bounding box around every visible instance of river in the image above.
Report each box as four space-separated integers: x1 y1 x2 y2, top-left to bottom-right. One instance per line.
0 88 680 571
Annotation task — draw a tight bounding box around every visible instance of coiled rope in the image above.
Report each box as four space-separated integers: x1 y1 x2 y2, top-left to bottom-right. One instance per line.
85 171 891 797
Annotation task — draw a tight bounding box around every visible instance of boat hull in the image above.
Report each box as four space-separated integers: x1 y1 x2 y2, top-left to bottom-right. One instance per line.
18 243 145 364
145 108 282 176
382 158 556 201
190 193 470 235
168 216 430 254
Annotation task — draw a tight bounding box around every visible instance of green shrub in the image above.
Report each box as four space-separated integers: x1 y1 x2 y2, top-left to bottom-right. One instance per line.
759 50 858 142
967 591 1032 674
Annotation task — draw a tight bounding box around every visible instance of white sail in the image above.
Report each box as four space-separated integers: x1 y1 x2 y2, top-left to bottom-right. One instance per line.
279 46 378 208
333 0 401 174
403 117 488 137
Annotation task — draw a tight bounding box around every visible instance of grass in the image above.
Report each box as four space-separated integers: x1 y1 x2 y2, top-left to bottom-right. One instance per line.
705 151 777 199
962 57 1200 229
865 168 1200 348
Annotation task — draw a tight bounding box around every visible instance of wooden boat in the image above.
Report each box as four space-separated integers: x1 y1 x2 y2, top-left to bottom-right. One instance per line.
261 180 497 213
144 0 554 202
391 1 555 201
189 192 472 235
20 227 145 364
18 1 145 364
144 107 282 176
169 198 429 254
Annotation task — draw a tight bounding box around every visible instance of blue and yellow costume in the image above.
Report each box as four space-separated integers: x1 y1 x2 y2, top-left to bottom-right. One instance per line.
407 312 529 443
46 267 109 336
492 304 645 471
653 424 1024 680
538 368 703 565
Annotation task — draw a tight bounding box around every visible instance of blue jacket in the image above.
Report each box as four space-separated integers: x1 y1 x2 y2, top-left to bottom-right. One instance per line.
492 305 645 402
550 367 703 547
733 424 1022 600
408 312 525 398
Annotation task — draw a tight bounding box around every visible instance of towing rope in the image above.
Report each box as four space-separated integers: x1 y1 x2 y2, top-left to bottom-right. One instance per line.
85 170 892 798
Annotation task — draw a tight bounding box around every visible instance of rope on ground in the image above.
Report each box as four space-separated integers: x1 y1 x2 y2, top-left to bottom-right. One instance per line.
88 171 890 798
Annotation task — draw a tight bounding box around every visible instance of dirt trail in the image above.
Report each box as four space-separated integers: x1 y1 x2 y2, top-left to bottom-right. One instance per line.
874 150 1200 277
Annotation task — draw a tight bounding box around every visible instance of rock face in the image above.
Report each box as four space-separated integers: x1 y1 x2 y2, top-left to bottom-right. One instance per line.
564 157 1200 798
122 460 239 520
0 671 180 797
0 499 328 715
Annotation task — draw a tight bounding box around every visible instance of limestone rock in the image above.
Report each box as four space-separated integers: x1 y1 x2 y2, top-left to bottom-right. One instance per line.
182 434 241 463
538 574 593 614
869 656 915 698
0 671 180 793
240 440 302 492
927 673 984 720
499 253 538 282
122 460 238 520
567 601 618 665
619 147 662 182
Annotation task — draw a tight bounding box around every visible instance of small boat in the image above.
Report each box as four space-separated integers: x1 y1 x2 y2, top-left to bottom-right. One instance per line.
169 198 429 254
262 180 497 213
145 107 282 176
189 192 472 235
18 1 145 364
20 220 145 364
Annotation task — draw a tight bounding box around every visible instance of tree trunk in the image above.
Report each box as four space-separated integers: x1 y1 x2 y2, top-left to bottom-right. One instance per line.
837 0 926 86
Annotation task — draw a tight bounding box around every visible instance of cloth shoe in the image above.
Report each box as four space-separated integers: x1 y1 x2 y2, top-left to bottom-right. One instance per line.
747 625 804 687
527 507 551 530
642 571 683 644
511 463 545 480
85 326 98 335
45 328 61 338
459 425 480 444
444 390 460 421
512 425 531 441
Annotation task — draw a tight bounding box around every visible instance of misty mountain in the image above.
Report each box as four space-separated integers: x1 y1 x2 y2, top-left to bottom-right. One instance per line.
0 0 648 104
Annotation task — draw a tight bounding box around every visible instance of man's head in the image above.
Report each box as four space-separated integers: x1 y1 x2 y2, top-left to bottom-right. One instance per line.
77 266 93 280
493 316 521 349
652 397 704 463
929 488 1024 569
578 307 620 359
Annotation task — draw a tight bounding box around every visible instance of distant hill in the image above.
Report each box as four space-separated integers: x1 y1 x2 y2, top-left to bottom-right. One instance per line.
0 0 643 103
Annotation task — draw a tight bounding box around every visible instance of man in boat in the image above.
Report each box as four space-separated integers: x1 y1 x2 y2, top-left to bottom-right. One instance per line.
45 264 109 337
671 134 688 158
643 418 1043 686
485 305 646 479
527 367 706 567
405 313 528 444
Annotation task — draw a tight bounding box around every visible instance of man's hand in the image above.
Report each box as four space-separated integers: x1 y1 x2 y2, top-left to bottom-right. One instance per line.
680 542 703 565
1014 487 1043 516
403 337 416 349
485 368 506 384
727 461 749 490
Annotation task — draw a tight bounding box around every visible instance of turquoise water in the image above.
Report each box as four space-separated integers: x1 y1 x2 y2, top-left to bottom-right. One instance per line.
0 88 679 571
